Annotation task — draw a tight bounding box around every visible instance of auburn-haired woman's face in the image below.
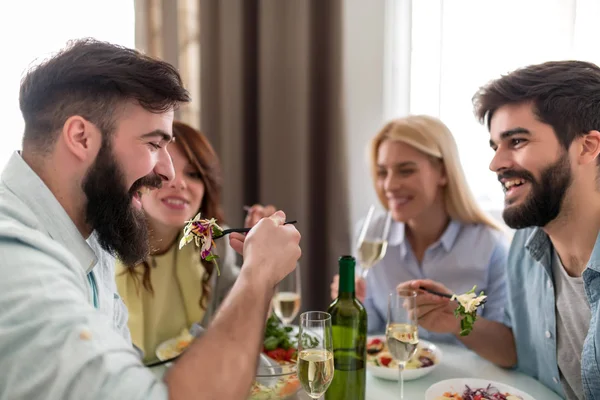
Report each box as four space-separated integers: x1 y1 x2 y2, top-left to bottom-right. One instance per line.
141 143 205 228
375 140 447 222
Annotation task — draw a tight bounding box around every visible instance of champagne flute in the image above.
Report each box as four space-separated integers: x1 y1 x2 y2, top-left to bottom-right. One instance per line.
356 204 392 279
297 311 334 399
387 290 419 399
272 266 301 325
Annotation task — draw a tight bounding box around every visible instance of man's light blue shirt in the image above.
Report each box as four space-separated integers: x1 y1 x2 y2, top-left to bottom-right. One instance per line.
0 152 167 399
362 215 509 346
506 227 600 399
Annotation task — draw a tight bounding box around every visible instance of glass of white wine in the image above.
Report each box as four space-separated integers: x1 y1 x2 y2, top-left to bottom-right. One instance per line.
387 290 419 400
297 311 334 399
356 204 392 279
272 266 301 325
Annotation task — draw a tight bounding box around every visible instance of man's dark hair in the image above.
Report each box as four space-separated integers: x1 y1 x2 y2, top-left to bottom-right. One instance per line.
19 38 190 151
472 60 600 150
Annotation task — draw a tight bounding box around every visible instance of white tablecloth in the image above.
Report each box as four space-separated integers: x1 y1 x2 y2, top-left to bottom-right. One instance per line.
150 341 563 400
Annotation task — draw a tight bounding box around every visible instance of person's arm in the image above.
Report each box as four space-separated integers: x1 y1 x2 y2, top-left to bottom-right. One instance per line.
455 236 515 367
478 239 509 324
455 317 516 368
165 269 273 399
401 279 517 368
165 211 301 400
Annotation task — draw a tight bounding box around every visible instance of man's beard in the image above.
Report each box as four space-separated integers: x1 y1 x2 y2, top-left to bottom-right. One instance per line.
82 140 162 266
501 155 572 229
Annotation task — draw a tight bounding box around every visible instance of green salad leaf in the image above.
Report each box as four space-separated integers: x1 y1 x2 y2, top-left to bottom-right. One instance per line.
263 315 319 351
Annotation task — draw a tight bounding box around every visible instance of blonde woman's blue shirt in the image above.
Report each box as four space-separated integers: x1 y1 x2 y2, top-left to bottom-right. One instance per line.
362 217 509 346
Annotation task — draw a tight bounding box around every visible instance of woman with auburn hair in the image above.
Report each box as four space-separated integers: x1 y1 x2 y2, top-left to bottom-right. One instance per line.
116 121 276 363
331 115 508 344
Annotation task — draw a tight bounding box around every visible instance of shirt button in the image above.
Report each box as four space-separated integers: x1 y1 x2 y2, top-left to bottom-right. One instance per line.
553 376 559 384
545 331 552 339
79 329 92 341
547 280 552 289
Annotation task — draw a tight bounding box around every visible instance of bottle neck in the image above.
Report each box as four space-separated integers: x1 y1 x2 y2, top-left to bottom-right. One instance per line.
339 262 355 299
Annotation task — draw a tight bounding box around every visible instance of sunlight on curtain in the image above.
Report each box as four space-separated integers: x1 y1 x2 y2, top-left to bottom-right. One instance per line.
388 0 600 212
0 0 135 170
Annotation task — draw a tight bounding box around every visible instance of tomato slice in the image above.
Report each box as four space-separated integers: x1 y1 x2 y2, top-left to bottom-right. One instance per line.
379 356 393 367
285 348 297 361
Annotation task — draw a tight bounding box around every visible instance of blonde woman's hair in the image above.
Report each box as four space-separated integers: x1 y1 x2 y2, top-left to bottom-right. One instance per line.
370 115 503 231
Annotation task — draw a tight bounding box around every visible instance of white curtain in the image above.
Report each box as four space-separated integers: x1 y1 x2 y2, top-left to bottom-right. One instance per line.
386 0 600 213
0 0 135 171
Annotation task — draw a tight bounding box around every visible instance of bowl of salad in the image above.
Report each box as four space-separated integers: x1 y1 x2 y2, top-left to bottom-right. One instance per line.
155 316 306 400
249 316 306 400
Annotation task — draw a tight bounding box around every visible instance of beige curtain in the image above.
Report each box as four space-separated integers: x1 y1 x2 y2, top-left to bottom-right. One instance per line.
135 0 350 312
135 0 201 125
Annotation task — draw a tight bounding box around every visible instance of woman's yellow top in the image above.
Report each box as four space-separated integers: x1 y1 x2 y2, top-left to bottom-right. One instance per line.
115 241 206 363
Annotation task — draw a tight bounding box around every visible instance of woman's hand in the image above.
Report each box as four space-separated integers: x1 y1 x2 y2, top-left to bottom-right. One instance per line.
244 204 277 228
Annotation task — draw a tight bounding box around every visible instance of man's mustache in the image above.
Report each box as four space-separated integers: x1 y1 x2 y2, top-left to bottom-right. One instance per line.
129 174 163 196
497 169 536 184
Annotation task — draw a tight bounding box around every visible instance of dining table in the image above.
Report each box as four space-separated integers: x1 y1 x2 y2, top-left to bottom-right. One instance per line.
149 340 563 400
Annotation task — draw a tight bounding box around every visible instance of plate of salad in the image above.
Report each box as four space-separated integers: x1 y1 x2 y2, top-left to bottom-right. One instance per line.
425 378 535 400
366 336 442 381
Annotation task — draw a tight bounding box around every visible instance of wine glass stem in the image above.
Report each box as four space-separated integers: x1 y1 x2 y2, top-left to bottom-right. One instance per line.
361 267 369 279
398 361 406 399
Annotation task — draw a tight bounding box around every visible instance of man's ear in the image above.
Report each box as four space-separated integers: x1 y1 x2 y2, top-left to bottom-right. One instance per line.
60 116 102 161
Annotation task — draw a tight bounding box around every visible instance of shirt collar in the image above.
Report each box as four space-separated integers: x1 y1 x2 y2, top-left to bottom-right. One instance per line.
524 227 552 264
586 230 600 273
388 219 462 255
439 220 461 251
523 225 600 270
1 152 97 273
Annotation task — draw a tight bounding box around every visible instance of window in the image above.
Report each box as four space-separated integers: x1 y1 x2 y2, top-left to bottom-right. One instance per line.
0 0 135 170
386 0 600 212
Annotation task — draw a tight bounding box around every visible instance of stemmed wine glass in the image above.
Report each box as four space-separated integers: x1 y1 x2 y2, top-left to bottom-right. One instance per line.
387 290 419 399
297 311 334 399
356 204 392 279
272 266 302 325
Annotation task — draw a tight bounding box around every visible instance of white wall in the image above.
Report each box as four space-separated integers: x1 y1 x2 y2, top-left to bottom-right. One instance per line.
0 1 135 171
342 0 387 235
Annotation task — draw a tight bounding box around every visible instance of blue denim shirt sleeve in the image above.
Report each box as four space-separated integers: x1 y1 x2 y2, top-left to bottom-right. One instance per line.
582 247 600 399
480 239 509 323
506 228 564 397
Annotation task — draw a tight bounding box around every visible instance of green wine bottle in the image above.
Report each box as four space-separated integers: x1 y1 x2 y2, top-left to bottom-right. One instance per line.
325 255 367 400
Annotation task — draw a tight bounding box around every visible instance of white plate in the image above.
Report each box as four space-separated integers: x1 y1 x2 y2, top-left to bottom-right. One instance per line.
155 338 181 361
155 336 191 368
425 378 535 400
155 324 301 368
366 336 442 381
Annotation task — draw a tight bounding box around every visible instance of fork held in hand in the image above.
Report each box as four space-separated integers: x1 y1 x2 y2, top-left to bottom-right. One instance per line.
213 220 297 239
418 286 487 304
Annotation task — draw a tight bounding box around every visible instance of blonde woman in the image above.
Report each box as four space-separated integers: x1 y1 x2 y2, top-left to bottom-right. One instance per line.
331 115 508 344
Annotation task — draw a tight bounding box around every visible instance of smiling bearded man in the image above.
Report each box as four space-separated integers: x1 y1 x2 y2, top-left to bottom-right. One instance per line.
498 151 572 230
0 38 303 400
83 134 163 266
397 60 600 400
